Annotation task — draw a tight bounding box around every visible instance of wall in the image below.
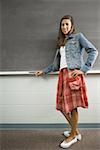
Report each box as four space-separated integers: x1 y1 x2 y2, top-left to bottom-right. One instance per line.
0 74 100 124
0 0 100 71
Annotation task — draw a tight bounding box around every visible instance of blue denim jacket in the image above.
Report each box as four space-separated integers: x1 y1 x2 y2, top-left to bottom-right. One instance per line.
43 32 98 74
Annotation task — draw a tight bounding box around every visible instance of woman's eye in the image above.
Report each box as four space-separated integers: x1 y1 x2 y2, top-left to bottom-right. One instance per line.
61 23 68 26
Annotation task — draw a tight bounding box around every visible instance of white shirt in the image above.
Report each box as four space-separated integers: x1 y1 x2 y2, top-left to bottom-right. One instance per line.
60 46 68 70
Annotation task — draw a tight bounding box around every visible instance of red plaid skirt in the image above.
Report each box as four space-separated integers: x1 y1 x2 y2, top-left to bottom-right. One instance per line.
56 68 88 114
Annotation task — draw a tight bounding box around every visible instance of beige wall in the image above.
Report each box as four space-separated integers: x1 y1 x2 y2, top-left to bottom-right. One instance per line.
0 73 100 124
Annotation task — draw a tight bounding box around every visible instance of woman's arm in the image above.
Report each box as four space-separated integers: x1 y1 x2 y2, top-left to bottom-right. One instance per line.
43 49 60 74
43 63 55 74
79 33 98 73
34 49 60 76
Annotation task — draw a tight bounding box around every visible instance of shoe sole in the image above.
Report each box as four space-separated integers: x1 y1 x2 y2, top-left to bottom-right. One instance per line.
60 138 78 148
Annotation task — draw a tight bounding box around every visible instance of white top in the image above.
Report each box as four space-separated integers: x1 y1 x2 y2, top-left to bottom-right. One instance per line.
60 46 68 70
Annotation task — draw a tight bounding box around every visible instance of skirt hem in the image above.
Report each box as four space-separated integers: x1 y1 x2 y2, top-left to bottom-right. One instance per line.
56 105 88 114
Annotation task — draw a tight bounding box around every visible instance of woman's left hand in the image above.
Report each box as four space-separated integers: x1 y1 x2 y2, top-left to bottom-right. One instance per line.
69 69 84 78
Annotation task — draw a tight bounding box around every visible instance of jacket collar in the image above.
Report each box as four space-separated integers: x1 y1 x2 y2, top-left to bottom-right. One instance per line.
68 33 75 39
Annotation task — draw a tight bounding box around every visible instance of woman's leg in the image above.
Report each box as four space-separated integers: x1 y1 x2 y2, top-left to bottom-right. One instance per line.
61 110 80 135
61 111 72 128
65 108 79 142
70 108 78 135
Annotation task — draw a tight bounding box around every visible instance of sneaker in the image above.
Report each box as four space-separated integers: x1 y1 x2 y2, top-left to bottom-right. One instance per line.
60 137 77 148
64 131 82 141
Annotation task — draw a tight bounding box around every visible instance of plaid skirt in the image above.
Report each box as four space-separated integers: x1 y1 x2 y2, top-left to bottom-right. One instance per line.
56 68 88 114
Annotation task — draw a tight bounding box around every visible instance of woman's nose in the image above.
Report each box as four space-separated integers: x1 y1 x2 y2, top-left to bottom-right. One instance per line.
63 24 67 29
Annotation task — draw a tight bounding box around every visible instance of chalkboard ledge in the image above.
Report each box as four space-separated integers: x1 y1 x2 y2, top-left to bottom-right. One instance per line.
0 70 100 76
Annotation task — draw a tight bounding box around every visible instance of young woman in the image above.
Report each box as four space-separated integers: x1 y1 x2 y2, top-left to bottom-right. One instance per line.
35 15 98 148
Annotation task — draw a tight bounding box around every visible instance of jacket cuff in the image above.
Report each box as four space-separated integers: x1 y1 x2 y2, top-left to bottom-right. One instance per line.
43 68 49 74
42 63 53 74
80 65 90 74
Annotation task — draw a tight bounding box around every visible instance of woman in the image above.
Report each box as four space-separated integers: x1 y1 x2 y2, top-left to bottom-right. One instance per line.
35 15 98 148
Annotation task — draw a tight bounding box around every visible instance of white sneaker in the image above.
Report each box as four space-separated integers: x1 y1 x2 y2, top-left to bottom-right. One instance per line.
63 131 82 141
60 137 77 149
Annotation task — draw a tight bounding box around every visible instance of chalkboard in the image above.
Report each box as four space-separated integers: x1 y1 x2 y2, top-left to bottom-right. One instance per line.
0 0 100 71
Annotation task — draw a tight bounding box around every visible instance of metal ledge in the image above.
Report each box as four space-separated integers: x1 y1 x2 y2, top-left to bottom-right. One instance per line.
0 70 100 76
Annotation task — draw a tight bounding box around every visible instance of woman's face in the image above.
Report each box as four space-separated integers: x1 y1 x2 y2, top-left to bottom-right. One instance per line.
61 19 72 35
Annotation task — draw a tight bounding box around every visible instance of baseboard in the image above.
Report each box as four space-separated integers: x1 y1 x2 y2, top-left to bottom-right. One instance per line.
0 123 100 130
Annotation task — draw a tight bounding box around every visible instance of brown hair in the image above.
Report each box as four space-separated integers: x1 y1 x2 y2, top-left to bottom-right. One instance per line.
57 15 76 48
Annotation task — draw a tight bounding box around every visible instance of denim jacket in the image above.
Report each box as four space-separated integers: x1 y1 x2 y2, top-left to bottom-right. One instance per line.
43 32 98 74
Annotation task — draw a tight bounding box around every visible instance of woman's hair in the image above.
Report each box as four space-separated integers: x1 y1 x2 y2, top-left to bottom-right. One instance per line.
56 15 76 48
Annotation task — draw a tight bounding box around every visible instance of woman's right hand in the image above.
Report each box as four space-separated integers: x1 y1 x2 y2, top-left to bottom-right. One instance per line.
34 70 44 76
